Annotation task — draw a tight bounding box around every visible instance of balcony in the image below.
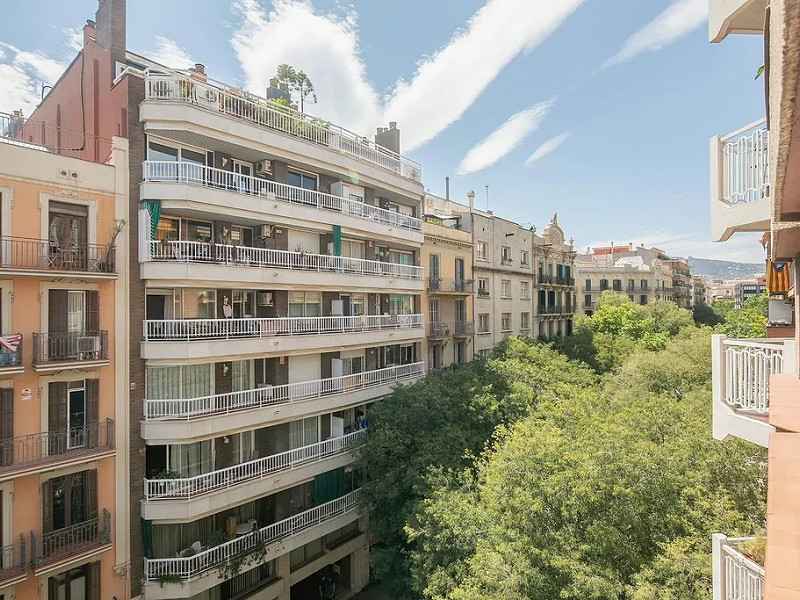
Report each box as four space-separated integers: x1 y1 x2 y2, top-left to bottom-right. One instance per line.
0 236 116 277
0 536 27 588
32 331 109 371
539 305 572 315
454 321 474 336
0 334 23 374
141 362 424 440
143 72 421 183
0 420 115 482
31 510 111 574
428 321 475 339
142 161 423 235
709 0 768 42
426 278 473 294
712 534 764 600
144 490 360 585
145 238 422 291
710 119 770 242
555 277 575 287
711 335 794 447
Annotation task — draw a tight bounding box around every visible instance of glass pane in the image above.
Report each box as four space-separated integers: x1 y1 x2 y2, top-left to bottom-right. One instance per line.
147 366 181 400
287 172 302 188
181 290 216 319
181 148 206 165
182 364 211 398
67 291 85 333
231 360 251 392
148 142 178 162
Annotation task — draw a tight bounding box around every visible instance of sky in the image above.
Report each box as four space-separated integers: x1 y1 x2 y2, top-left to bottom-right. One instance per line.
0 0 768 262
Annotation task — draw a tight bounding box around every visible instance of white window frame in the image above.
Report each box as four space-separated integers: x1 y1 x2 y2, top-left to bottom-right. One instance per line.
520 281 529 300
501 313 511 332
520 250 529 267
521 312 529 329
476 242 488 262
478 313 490 333
501 280 511 298
501 246 512 263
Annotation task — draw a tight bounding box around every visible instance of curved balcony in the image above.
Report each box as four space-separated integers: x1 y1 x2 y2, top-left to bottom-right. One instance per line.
143 238 423 291
143 161 422 234
144 490 361 585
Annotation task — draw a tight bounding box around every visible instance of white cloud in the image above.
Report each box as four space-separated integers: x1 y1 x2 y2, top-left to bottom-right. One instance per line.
0 42 70 115
149 36 196 70
524 131 572 166
601 0 707 69
64 28 83 53
583 231 765 263
456 99 555 175
231 0 584 151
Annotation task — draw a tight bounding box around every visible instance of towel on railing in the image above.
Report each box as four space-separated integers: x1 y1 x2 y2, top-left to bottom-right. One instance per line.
0 334 21 353
766 259 792 293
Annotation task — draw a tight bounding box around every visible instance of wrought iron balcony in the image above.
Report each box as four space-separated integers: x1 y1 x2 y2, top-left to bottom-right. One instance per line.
426 278 473 294
31 331 109 367
31 509 111 568
0 535 26 586
0 236 116 274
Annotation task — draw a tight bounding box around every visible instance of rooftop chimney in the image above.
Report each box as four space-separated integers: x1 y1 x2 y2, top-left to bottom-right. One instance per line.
83 19 96 45
375 123 400 155
467 190 475 212
189 63 207 82
95 0 126 79
445 177 450 200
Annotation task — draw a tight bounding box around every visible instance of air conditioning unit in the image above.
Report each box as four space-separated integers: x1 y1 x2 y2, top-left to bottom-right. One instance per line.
257 224 273 238
255 160 272 177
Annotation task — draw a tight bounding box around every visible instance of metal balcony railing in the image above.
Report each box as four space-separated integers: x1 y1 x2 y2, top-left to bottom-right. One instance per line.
143 314 424 342
454 321 474 335
721 338 785 413
426 278 473 293
0 112 113 163
720 119 770 205
144 430 364 500
32 331 109 365
0 237 116 274
144 71 422 182
144 490 360 582
0 334 22 370
0 536 26 584
713 536 764 600
148 239 422 280
0 419 114 472
31 510 111 566
144 362 424 421
143 161 423 232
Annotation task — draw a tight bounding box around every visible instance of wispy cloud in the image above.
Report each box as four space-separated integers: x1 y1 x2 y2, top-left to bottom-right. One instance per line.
457 99 555 175
231 0 584 150
525 131 571 166
64 28 83 53
149 36 196 69
601 0 707 69
0 41 70 115
583 231 765 263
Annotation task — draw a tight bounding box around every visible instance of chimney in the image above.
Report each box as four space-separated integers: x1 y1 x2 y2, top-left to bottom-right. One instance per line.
189 63 207 82
375 122 400 155
467 190 475 212
95 0 126 79
83 19 96 45
445 177 450 200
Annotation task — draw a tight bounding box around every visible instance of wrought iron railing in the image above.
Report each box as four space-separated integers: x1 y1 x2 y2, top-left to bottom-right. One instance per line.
0 237 115 273
0 334 22 369
32 331 109 365
426 278 473 293
31 510 111 566
0 536 26 583
0 112 113 163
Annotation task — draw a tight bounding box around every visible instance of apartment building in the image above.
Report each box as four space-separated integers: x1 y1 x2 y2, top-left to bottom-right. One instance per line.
735 276 767 309
692 276 708 308
24 1 426 598
663 258 692 308
708 1 800 599
421 200 474 371
0 124 129 598
424 194 576 357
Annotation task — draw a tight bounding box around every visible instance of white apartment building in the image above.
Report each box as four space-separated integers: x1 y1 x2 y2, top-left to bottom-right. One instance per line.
424 195 576 357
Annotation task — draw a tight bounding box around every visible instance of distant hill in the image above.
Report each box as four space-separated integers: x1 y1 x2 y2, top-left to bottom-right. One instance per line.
687 256 764 281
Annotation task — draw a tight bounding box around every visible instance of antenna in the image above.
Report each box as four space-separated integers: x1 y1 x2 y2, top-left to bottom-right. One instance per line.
485 185 489 211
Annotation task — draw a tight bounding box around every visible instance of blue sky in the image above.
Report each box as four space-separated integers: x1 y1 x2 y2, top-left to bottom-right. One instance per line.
0 0 767 262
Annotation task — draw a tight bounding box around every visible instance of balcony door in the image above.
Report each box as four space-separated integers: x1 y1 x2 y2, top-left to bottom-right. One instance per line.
429 254 440 289
0 388 12 466
454 257 465 289
48 289 99 360
48 562 99 600
455 300 466 324
49 380 98 455
48 201 88 270
42 469 97 534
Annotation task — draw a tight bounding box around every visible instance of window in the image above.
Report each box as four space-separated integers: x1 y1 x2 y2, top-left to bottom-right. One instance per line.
168 440 213 477
287 169 318 191
520 250 529 267
627 279 635 291
501 313 511 332
42 469 97 533
641 279 648 291
478 278 489 297
520 281 530 299
478 313 490 333
538 263 544 278
521 312 529 329
501 246 512 263
478 349 491 358
640 295 648 305
477 242 488 261
289 291 322 317
389 295 413 315
585 278 592 291
600 279 609 291
612 279 622 292
501 280 511 298
628 295 634 302
584 294 591 307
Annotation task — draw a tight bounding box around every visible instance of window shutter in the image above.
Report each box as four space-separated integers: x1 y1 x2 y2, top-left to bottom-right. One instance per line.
48 289 68 333
0 388 12 466
41 479 53 534
87 291 99 333
48 382 67 455
86 379 99 448
87 469 98 520
88 561 100 600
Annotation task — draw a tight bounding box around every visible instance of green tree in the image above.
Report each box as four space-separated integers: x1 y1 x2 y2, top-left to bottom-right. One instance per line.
717 293 768 338
692 302 722 327
273 63 318 113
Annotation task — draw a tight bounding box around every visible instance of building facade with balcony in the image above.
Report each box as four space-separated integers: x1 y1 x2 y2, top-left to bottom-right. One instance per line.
424 194 576 357
709 1 800 598
24 2 425 598
421 198 474 371
0 126 129 599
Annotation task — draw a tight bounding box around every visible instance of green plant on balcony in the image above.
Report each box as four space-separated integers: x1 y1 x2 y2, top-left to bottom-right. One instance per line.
478 288 490 298
157 573 185 588
739 537 766 566
218 535 270 581
152 469 183 480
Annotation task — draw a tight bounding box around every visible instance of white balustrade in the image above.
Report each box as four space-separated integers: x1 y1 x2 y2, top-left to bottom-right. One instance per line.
722 539 764 600
144 489 361 582
724 339 784 413
144 361 424 421
721 119 769 205
144 430 364 500
144 70 422 183
143 314 425 341
147 236 422 280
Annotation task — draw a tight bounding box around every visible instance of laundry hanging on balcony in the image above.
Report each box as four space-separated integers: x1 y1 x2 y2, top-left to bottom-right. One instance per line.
766 259 792 293
0 334 21 353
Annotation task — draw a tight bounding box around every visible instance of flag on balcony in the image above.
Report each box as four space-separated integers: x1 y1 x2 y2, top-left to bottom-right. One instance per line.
767 259 792 293
0 334 21 353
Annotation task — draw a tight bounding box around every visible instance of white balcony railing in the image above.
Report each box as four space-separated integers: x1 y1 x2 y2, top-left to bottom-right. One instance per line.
724 338 784 413
144 361 424 421
143 70 422 183
144 489 361 582
713 535 764 600
147 238 423 280
721 119 769 205
143 161 423 232
143 314 425 341
144 430 364 500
